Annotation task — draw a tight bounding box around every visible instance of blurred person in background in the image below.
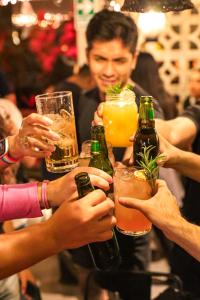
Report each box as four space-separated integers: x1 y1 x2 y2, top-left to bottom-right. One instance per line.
131 51 178 120
0 70 16 105
183 67 200 109
0 103 42 299
153 104 200 299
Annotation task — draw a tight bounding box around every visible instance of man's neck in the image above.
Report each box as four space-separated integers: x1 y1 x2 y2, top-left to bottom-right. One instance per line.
99 91 106 102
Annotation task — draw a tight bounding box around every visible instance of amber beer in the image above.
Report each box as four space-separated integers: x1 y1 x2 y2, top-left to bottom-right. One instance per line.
36 91 79 173
133 96 159 166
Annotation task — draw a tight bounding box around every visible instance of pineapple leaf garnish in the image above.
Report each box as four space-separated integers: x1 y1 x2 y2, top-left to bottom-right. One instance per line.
137 145 165 195
106 83 122 95
125 84 134 91
106 83 134 95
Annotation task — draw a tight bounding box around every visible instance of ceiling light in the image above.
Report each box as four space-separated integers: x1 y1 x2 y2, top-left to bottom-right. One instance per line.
121 0 195 13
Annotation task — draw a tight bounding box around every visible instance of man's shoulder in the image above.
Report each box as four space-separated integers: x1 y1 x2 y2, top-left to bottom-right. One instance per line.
80 87 99 101
133 82 164 119
78 88 100 111
181 105 200 131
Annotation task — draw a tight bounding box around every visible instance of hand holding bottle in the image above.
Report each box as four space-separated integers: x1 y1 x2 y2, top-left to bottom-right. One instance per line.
75 172 120 271
93 103 104 126
46 166 113 207
50 188 116 249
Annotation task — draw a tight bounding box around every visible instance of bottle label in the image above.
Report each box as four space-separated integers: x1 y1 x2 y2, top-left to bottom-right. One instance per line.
148 108 154 120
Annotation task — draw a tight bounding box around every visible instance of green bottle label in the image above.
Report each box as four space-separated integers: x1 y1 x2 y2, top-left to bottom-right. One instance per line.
148 108 154 120
91 140 100 153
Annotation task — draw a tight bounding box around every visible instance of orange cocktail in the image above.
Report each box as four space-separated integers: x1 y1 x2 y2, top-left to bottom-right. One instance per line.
103 91 138 147
114 167 152 236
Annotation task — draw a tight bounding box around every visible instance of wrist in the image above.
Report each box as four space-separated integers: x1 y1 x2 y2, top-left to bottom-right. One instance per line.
163 215 186 242
46 180 58 208
37 181 51 210
0 137 19 167
40 220 61 254
7 136 23 160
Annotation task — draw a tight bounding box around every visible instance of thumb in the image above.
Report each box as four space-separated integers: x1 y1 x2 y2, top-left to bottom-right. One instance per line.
118 197 145 210
156 153 168 166
97 102 104 117
20 276 27 295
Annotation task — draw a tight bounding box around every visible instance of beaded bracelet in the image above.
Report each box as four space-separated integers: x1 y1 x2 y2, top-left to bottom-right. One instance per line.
0 152 19 165
41 180 50 209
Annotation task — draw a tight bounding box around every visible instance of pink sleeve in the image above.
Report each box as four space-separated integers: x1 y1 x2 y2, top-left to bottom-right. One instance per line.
0 182 43 221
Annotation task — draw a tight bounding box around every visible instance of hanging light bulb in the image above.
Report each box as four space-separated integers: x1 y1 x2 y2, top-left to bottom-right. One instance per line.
121 0 195 13
138 11 166 36
12 1 37 27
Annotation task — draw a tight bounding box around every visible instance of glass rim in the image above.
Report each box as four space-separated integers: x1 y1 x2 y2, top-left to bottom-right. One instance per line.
35 91 72 101
114 165 158 181
105 97 136 103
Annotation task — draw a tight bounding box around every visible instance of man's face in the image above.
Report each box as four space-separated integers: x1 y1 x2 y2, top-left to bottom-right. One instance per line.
87 39 136 97
189 70 200 98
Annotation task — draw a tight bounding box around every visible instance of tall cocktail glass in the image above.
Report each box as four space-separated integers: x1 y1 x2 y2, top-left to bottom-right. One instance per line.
36 91 79 173
103 91 138 147
114 166 155 236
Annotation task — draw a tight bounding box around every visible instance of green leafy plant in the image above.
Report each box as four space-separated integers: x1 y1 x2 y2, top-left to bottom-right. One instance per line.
137 145 165 195
106 83 134 95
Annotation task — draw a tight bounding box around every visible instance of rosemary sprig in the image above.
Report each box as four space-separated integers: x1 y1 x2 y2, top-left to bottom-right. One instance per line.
137 145 165 195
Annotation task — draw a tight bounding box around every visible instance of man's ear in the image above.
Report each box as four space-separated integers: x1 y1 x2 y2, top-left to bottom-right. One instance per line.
86 48 90 62
131 51 139 70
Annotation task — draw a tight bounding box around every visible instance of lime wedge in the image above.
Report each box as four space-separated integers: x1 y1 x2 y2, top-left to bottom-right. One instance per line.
134 169 147 180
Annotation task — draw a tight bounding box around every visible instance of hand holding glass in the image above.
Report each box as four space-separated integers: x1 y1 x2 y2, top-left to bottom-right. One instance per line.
36 91 78 173
114 166 154 236
103 91 138 147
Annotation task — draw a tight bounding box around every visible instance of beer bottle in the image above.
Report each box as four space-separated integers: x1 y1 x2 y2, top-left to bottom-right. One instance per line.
91 125 109 158
133 96 159 166
75 172 120 271
90 126 114 193
89 140 113 178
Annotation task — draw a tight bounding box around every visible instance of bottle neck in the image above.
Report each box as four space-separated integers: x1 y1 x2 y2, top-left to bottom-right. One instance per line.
75 173 95 198
90 140 113 177
77 182 94 198
91 128 108 157
138 102 155 128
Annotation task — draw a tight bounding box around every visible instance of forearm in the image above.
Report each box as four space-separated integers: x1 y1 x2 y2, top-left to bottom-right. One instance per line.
7 135 22 160
156 117 197 148
167 148 200 182
0 183 43 221
0 221 58 278
163 217 200 261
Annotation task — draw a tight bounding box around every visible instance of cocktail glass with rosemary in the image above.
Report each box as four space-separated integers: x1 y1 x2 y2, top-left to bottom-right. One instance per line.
114 146 160 236
114 166 154 236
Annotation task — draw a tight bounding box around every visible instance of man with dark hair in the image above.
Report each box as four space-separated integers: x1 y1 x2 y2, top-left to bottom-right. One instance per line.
70 9 163 299
78 9 162 152
86 9 138 53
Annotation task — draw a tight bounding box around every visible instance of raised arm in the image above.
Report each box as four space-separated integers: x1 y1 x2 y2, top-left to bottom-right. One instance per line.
159 134 200 182
0 166 112 221
156 105 200 149
0 188 116 278
119 180 200 261
155 116 197 149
